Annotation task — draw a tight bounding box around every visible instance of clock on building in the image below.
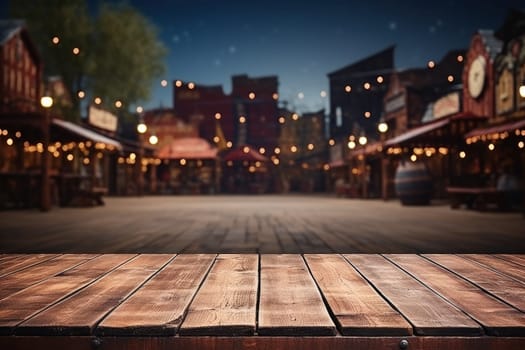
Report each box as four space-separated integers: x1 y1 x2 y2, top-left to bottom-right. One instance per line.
468 55 486 99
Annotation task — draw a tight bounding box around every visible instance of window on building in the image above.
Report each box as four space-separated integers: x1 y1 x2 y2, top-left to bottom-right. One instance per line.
335 106 343 127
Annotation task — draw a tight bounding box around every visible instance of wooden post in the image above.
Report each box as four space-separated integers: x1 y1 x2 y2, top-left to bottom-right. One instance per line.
381 156 389 200
40 112 51 211
136 137 144 196
150 162 157 194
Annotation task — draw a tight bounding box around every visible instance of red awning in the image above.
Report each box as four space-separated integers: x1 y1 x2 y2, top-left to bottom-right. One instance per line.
464 118 525 138
223 145 268 162
157 137 217 159
384 118 450 146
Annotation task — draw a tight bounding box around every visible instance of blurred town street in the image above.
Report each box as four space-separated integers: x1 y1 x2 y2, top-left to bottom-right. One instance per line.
1 195 523 253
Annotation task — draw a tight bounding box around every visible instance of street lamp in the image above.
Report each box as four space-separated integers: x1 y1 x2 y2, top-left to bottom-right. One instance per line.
378 120 388 134
519 79 525 98
40 96 53 211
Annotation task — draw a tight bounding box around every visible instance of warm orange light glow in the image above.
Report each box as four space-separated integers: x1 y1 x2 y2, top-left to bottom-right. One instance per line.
137 123 147 134
115 100 122 108
488 143 495 151
410 154 417 162
215 113 221 120
457 55 464 62
378 122 388 133
175 80 183 87
136 106 143 113
363 82 371 90
376 76 384 83
188 82 195 89
77 90 85 99
364 111 371 118
243 146 250 153
249 92 256 100
428 60 435 68
272 92 279 100
307 143 314 150
447 75 454 83
226 141 233 148
278 116 285 124
40 96 53 108
519 141 524 149
344 85 352 93
323 164 330 171
180 158 187 166
320 90 327 98
213 136 220 143
291 145 298 153
329 139 335 146
73 47 80 55
259 147 265 154
348 141 356 149
94 97 102 105
358 136 367 145
292 113 299 121
160 79 168 87
274 147 281 154
272 158 280 165
6 138 13 146
149 135 159 145
239 116 246 124
459 151 466 159
52 36 60 44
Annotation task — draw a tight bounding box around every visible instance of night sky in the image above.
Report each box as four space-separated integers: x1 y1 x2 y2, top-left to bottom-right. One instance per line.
5 0 525 113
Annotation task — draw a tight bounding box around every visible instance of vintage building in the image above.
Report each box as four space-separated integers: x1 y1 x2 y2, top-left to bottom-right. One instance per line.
173 74 280 153
327 46 394 140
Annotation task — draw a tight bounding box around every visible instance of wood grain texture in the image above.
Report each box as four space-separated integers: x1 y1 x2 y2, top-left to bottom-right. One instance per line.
16 254 173 335
304 254 412 336
496 254 525 268
98 254 216 336
345 254 481 336
0 254 135 334
4 335 525 350
258 254 336 336
0 254 60 278
424 254 525 312
179 254 258 336
461 254 525 283
386 254 525 336
0 254 95 300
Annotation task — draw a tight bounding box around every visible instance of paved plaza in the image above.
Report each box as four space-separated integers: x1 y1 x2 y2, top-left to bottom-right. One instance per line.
0 195 523 253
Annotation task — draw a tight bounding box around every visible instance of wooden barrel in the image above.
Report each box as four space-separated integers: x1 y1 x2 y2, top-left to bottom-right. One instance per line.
394 161 432 205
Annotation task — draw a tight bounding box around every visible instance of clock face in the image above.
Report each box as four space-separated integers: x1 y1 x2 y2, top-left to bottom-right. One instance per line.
468 55 486 99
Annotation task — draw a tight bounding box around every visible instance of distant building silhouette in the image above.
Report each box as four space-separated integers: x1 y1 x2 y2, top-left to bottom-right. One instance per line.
173 74 279 152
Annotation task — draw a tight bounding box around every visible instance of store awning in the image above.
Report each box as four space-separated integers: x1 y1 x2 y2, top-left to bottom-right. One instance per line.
348 141 383 158
223 145 268 162
51 118 122 150
464 118 525 138
157 137 218 159
384 118 450 146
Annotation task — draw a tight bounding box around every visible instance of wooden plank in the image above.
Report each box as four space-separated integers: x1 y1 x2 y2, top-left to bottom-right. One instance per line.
0 254 60 278
387 254 525 336
97 254 216 336
344 254 481 336
304 254 412 336
461 254 525 283
496 254 525 267
179 254 258 336
0 254 135 334
4 335 525 350
16 254 174 336
424 254 525 312
258 254 336 336
0 254 95 300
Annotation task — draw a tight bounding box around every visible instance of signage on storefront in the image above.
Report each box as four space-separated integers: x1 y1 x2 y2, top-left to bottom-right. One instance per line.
385 94 405 113
433 92 460 119
88 106 118 132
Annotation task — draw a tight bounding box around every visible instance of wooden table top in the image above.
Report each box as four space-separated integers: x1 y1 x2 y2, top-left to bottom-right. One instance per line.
1 254 524 349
